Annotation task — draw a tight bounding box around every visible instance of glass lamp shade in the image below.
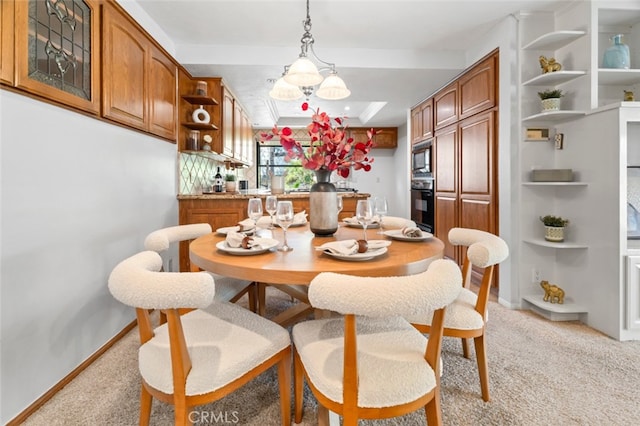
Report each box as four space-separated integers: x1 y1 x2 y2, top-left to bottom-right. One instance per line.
284 57 324 87
269 77 304 101
315 73 351 100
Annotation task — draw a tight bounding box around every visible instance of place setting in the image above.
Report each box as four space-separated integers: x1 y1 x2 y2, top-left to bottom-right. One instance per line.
315 239 391 261
215 231 279 255
383 226 434 242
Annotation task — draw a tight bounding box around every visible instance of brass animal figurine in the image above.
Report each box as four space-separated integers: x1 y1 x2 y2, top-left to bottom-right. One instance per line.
539 56 562 73
624 90 635 101
540 280 565 304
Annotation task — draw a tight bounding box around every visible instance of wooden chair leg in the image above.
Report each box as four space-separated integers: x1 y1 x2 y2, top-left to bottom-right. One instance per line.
174 400 191 426
248 282 257 313
278 351 292 426
425 388 442 426
139 385 152 426
257 282 267 317
474 334 490 402
461 337 470 359
293 350 304 424
343 413 358 426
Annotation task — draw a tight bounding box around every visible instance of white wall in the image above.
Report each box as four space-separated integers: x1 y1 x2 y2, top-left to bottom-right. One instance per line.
353 121 410 218
0 90 178 422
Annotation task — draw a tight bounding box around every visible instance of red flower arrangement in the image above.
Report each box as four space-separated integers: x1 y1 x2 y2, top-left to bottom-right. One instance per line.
259 102 375 178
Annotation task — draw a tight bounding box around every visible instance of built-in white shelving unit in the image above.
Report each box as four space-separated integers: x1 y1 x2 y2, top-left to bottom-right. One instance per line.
517 2 640 340
521 30 586 51
522 110 585 122
523 70 587 87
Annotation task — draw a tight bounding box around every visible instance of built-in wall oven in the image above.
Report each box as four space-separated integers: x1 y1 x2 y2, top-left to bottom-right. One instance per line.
411 140 435 232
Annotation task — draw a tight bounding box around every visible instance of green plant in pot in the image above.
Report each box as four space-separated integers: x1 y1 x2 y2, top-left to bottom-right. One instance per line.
540 215 569 242
224 174 237 193
538 89 564 112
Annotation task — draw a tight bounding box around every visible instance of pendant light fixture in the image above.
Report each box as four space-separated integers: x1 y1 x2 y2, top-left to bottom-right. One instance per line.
269 0 350 101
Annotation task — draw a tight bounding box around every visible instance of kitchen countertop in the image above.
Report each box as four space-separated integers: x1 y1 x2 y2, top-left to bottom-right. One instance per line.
177 191 368 200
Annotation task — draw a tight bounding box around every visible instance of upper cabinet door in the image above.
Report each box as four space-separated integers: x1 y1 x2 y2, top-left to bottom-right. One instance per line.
434 82 458 130
14 0 101 114
420 99 433 140
222 88 234 157
1 0 14 85
102 3 147 129
459 55 496 120
149 44 177 140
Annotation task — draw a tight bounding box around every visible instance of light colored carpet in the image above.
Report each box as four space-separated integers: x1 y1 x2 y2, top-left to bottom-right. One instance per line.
22 287 640 425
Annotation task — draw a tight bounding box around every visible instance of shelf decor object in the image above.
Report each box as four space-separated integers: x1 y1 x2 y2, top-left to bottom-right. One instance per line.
540 215 569 242
530 169 573 182
538 88 564 111
602 34 630 69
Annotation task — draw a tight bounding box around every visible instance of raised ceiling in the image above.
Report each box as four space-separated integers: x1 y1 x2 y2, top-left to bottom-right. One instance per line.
132 0 570 128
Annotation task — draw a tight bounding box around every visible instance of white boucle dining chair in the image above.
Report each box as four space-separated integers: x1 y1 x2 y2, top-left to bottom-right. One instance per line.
144 223 257 311
291 259 462 425
407 227 509 402
108 251 292 426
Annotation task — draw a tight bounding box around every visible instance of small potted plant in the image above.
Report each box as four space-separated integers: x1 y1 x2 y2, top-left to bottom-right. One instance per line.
539 215 569 242
224 174 237 193
538 89 564 111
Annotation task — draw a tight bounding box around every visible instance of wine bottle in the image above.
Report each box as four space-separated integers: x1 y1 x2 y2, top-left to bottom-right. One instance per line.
214 167 223 192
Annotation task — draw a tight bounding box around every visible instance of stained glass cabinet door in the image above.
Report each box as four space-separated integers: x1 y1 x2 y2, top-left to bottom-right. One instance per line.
15 0 101 114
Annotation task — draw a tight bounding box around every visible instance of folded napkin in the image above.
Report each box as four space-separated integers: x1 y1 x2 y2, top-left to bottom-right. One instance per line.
293 210 308 224
344 216 380 225
236 218 255 232
382 216 417 230
225 232 265 249
316 239 391 255
401 227 422 238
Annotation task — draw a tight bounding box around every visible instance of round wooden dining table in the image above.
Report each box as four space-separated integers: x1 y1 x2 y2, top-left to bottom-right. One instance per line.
190 223 445 325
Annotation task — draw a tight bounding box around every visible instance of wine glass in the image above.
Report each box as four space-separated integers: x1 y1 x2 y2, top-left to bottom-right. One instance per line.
247 198 263 230
374 196 388 234
265 195 278 229
355 199 374 242
275 201 294 252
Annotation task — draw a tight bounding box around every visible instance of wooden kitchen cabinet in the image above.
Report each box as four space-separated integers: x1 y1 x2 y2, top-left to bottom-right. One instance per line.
233 101 245 161
459 55 496 120
149 44 178 140
102 2 177 140
434 124 459 262
349 127 397 148
434 82 458 130
14 0 101 114
178 194 365 270
1 0 14 85
411 99 434 144
434 111 496 276
221 87 235 157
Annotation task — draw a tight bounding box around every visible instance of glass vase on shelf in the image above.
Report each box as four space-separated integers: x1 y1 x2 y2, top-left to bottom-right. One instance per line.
309 167 338 237
602 34 630 69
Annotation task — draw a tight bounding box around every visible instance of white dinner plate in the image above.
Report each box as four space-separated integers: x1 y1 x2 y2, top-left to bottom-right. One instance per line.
216 226 255 235
274 221 307 228
215 238 278 255
342 219 380 229
323 247 388 261
383 229 433 241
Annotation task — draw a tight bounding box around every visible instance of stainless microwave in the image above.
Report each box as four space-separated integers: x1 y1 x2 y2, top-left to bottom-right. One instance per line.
412 140 432 180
